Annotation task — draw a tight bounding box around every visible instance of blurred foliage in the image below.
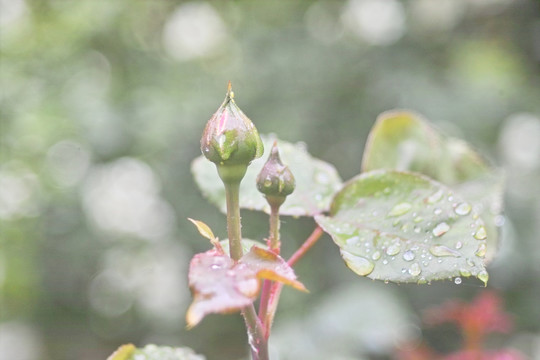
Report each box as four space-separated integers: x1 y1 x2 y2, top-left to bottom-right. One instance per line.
1 0 540 359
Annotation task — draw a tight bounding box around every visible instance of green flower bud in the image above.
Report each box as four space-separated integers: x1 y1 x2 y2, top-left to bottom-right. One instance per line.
201 83 264 184
256 142 295 207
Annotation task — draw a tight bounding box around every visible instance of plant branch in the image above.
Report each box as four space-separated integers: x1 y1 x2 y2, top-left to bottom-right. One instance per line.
287 225 324 267
263 225 325 336
223 180 268 360
258 204 281 328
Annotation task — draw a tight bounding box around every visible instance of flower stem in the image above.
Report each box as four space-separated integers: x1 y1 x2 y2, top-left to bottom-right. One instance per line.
268 204 280 251
224 181 243 261
223 180 268 360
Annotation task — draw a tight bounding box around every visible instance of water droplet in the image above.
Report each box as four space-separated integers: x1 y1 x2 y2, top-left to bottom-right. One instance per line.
455 202 471 216
382 259 388 265
417 277 427 284
494 215 505 227
342 251 374 276
474 226 487 240
455 241 463 249
408 263 421 277
448 195 454 202
346 236 361 246
413 216 423 223
478 270 489 285
386 243 401 256
371 251 381 260
459 268 472 277
388 202 412 217
454 277 462 285
432 222 450 237
475 243 487 257
434 208 442 215
427 189 444 204
414 226 421 233
429 245 461 257
403 250 415 261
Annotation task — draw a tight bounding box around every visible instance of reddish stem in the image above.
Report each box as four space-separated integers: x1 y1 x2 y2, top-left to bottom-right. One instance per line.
287 226 324 267
261 226 325 337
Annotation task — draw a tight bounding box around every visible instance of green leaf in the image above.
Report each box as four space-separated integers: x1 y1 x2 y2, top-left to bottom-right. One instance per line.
362 110 491 183
361 110 503 262
192 134 342 216
108 344 205 360
315 170 489 284
187 246 305 327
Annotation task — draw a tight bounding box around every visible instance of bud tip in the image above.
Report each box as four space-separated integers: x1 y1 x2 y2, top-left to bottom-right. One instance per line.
227 81 234 100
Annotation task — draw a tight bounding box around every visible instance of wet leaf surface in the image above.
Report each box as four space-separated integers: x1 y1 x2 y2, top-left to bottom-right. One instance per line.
361 111 503 263
316 170 489 284
187 246 305 327
192 134 342 216
108 344 205 360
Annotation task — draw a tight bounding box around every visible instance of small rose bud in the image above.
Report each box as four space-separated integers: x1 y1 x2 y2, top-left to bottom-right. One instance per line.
256 142 295 207
201 83 263 183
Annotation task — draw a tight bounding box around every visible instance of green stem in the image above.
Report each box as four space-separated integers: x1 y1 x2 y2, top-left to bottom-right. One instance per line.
224 181 243 261
223 180 268 360
269 204 280 251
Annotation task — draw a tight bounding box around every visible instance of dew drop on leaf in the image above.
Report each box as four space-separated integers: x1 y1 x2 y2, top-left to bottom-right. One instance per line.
454 202 472 216
371 251 381 261
459 268 472 277
385 243 401 256
432 222 450 237
388 202 412 217
403 250 415 261
429 245 461 257
342 251 374 276
408 263 422 277
454 277 462 285
427 189 444 204
455 241 463 249
475 242 487 257
478 270 489 285
474 226 488 240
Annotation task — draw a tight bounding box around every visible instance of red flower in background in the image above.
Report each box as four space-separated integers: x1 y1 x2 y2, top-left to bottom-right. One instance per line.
424 291 513 346
397 291 525 360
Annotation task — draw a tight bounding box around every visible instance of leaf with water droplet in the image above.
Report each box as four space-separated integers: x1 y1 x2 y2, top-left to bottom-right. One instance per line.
186 246 305 327
361 111 504 263
315 170 489 284
192 134 342 216
107 344 205 360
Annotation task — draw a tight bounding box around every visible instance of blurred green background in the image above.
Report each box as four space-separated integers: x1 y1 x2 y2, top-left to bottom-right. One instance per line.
1 0 540 359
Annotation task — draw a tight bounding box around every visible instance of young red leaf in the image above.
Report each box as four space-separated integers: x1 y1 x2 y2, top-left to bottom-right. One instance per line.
186 246 306 327
186 250 259 328
241 246 307 292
